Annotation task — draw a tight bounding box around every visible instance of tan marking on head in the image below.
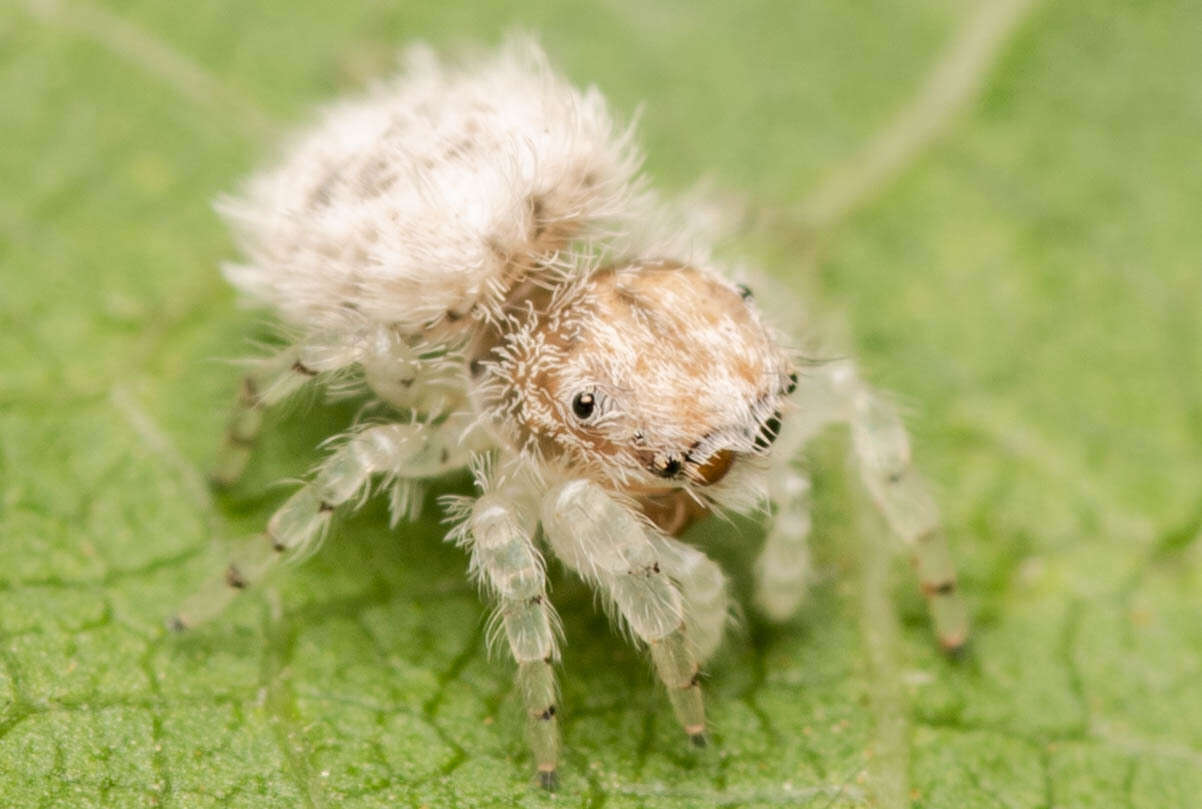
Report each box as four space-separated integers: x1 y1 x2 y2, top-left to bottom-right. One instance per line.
490 260 793 489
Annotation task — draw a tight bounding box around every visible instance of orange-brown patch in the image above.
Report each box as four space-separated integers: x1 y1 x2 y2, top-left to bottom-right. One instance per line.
692 449 736 486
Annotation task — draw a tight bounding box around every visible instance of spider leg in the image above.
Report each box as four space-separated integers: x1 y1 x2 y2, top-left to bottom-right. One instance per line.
211 339 359 488
811 361 969 651
647 532 730 663
754 465 814 621
541 480 708 745
171 421 466 630
450 493 561 789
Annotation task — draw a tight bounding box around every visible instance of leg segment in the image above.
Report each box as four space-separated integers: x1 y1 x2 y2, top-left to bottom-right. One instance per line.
540 480 707 743
449 493 561 787
210 334 372 488
646 533 730 663
172 421 467 629
209 324 450 488
211 345 312 488
754 465 814 621
820 361 968 650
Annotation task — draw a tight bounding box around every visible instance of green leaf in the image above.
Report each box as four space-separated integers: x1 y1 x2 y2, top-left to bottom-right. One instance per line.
3 1 1200 807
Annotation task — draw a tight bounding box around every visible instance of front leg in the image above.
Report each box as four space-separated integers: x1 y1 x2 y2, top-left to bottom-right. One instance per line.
754 464 814 621
446 488 562 789
820 361 970 651
645 532 730 664
540 480 708 745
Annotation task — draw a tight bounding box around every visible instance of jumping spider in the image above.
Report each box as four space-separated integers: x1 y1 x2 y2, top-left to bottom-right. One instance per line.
173 39 968 788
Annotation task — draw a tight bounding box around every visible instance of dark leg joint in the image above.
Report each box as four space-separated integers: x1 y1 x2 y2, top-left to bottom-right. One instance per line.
318 501 335 513
915 528 940 545
922 579 958 596
225 564 247 589
537 705 556 721
291 360 318 377
689 732 709 748
166 615 188 633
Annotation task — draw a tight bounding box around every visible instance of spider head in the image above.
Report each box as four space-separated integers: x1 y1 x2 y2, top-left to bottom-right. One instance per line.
487 260 796 499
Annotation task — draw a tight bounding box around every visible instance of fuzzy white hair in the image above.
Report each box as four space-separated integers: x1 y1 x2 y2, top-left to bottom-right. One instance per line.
217 37 647 334
180 37 970 789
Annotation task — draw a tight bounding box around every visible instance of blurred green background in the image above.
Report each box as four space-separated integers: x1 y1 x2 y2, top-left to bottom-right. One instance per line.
2 0 1200 807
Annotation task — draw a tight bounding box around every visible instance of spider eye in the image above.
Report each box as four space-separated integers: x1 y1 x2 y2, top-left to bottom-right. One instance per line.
654 456 683 479
571 392 595 420
736 283 753 300
754 411 783 450
785 372 798 395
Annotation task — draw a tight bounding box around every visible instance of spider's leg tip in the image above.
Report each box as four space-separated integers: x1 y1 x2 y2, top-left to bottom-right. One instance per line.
939 634 970 660
165 615 189 633
537 768 558 791
688 731 709 749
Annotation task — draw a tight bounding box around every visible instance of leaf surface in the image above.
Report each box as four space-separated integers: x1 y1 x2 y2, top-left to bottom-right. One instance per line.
2 1 1200 806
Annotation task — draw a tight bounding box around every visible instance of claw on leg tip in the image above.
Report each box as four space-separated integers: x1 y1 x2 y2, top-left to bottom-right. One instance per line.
537 768 558 791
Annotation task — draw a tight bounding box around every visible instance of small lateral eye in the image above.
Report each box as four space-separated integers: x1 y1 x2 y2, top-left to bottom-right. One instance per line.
572 392 596 420
754 411 783 450
736 283 753 300
785 372 798 395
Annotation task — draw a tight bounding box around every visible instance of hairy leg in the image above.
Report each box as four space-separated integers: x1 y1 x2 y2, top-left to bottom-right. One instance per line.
646 532 730 664
210 322 464 488
172 421 467 629
540 480 707 744
754 464 814 621
447 490 562 788
211 335 369 487
811 361 969 650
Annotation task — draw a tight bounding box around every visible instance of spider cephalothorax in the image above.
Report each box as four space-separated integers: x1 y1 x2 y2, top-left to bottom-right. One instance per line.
474 260 796 497
179 38 969 791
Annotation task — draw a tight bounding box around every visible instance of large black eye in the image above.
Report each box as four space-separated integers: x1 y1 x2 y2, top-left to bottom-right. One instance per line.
572 392 595 420
655 456 683 479
785 372 798 395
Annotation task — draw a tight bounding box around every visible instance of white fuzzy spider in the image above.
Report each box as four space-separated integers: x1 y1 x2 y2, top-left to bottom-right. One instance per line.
171 38 968 789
